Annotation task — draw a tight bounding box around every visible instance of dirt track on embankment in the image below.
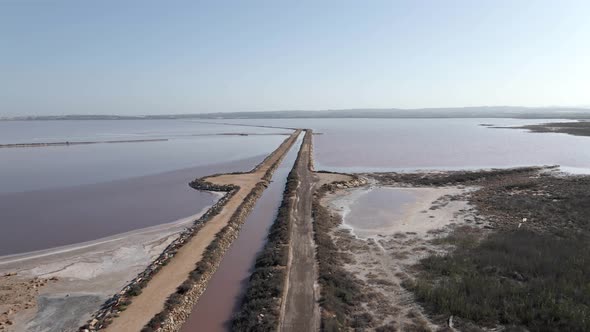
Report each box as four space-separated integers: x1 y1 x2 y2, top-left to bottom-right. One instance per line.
279 130 320 332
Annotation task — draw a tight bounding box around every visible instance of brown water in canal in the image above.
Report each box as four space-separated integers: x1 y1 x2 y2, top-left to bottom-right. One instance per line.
180 134 303 332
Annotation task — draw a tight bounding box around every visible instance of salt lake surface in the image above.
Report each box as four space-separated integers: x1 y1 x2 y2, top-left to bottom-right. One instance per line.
0 157 257 255
0 120 290 193
213 118 590 173
0 120 289 255
2 117 589 255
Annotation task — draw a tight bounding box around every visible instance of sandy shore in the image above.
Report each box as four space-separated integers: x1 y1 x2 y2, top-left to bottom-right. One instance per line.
0 205 215 332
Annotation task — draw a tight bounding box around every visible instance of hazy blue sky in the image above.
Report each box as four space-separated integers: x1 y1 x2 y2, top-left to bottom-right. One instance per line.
1 0 589 115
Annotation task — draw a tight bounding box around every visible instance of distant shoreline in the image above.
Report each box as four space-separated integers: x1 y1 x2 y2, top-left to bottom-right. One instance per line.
3 106 590 121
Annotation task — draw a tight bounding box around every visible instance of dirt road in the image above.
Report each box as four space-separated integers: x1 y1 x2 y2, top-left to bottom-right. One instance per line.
280 130 320 332
105 130 301 332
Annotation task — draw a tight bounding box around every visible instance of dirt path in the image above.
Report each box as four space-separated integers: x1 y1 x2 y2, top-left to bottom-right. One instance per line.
105 130 301 332
279 130 320 332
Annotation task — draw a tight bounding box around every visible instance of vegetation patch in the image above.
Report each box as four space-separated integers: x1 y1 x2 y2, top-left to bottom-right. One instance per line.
404 171 590 331
371 166 550 187
499 120 590 137
472 174 590 234
407 229 590 331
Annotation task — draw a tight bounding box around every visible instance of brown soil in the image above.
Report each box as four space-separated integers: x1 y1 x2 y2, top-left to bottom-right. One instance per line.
0 274 57 331
315 171 354 187
104 130 301 332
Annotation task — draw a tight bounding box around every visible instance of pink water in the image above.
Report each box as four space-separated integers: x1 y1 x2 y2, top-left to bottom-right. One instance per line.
0 156 262 255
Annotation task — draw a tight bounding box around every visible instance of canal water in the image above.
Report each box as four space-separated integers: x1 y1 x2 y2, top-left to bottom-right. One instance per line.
180 133 304 332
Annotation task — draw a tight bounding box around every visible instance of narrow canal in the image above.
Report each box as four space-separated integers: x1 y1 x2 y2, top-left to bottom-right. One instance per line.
180 133 303 331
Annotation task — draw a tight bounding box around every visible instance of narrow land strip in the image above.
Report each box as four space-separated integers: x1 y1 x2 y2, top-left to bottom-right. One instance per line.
103 130 301 332
0 138 167 148
230 135 303 331
279 130 321 332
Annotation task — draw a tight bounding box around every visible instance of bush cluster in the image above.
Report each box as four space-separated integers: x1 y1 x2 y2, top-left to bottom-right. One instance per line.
375 166 545 187
407 174 590 331
408 229 590 331
521 121 590 137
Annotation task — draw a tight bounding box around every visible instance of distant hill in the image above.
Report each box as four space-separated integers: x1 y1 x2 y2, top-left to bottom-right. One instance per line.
3 106 590 120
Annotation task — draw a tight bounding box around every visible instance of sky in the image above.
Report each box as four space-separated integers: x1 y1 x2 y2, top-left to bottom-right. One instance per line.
1 0 590 116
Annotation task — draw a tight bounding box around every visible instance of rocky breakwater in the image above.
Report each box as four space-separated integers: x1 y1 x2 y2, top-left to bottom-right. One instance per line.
308 130 316 171
324 175 366 190
146 181 269 332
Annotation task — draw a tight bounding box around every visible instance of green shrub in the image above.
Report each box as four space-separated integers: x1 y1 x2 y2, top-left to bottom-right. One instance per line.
128 284 142 297
409 229 590 331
